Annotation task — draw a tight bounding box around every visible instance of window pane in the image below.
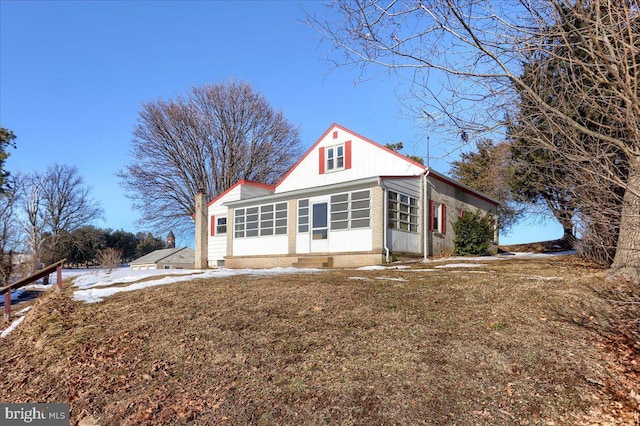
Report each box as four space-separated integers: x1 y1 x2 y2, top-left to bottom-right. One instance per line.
276 203 287 211
261 205 273 212
312 229 328 240
298 225 308 233
246 229 259 237
331 212 348 221
235 208 244 217
247 222 258 230
337 145 344 156
352 191 369 200
275 227 287 235
247 207 258 215
299 207 308 216
312 203 328 228
275 219 287 227
351 200 370 210
399 204 409 213
299 199 308 207
327 159 334 170
352 209 369 219
351 219 370 228
327 147 334 158
331 194 349 203
299 216 308 225
217 217 227 225
247 214 259 222
331 202 348 212
400 194 409 204
261 212 274 220
337 157 344 168
400 222 409 231
261 220 273 228
235 224 244 231
260 228 274 236
331 221 348 230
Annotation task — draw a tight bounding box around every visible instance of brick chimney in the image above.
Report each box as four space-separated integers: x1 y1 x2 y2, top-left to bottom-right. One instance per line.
194 190 208 269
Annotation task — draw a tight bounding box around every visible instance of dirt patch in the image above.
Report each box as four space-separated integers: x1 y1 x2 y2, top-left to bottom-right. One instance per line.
0 256 637 425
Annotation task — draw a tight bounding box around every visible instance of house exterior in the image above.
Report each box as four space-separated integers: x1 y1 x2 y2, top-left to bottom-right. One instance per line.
200 124 499 268
129 247 195 270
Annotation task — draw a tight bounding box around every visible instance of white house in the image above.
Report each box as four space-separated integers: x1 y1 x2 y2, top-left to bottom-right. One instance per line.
198 124 499 268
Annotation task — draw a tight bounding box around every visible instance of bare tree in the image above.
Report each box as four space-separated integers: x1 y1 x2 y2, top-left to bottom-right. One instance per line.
0 182 20 287
97 248 122 272
310 0 640 281
18 164 103 267
119 80 302 236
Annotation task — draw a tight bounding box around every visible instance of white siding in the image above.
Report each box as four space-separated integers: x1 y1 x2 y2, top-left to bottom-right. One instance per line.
389 230 421 254
327 229 373 252
233 235 288 256
207 183 275 265
276 125 424 193
383 177 421 199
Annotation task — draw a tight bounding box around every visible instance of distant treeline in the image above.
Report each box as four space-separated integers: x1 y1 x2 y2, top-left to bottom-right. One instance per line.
51 226 168 267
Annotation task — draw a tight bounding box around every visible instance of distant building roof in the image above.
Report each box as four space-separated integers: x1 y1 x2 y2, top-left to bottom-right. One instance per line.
130 247 194 266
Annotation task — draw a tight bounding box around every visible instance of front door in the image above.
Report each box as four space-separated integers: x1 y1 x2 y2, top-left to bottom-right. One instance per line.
310 202 329 252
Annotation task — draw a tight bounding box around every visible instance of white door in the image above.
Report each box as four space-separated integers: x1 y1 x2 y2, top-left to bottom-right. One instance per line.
310 202 329 252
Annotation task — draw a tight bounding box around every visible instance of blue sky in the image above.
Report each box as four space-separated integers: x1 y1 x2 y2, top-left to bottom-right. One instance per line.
0 0 561 247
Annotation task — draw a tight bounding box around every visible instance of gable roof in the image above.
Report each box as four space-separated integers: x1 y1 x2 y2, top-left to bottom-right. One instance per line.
274 123 426 188
130 247 195 265
207 180 275 207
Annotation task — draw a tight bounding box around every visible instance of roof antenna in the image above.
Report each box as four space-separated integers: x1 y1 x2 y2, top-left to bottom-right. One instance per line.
426 134 430 169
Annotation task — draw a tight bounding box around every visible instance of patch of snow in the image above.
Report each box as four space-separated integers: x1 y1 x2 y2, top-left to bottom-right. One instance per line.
355 265 411 271
376 276 407 282
434 263 487 269
524 275 563 281
349 276 372 281
16 306 32 315
1 316 25 338
73 267 322 304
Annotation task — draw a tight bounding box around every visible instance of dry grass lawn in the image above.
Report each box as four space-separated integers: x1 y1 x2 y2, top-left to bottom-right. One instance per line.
1 255 638 425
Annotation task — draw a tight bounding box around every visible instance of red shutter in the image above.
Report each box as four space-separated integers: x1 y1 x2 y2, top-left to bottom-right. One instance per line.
210 215 215 237
319 147 325 174
345 140 352 170
441 204 447 234
428 199 434 231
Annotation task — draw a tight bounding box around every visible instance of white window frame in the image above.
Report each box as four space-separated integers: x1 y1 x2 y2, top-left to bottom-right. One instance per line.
216 216 227 235
329 190 371 231
326 143 345 172
234 203 288 238
388 191 419 233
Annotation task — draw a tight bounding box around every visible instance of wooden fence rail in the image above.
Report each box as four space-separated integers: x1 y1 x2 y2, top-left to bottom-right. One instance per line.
1 259 66 321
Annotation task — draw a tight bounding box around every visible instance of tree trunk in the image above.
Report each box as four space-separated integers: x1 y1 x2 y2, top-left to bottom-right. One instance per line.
610 157 640 283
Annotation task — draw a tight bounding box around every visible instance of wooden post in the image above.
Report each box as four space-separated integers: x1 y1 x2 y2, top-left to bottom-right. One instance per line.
4 290 10 321
56 265 63 293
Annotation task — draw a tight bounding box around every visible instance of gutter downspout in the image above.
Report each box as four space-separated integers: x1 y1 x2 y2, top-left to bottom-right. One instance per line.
423 169 429 263
381 178 390 263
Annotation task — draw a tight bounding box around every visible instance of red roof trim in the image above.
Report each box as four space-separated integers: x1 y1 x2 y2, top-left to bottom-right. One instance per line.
428 171 500 206
207 180 275 207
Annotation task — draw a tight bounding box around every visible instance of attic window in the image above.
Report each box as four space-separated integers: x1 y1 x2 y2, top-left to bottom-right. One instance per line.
327 144 345 172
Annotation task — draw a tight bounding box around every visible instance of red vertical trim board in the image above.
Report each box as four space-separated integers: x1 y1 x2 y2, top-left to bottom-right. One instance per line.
345 140 352 170
210 215 215 237
441 204 447 234
318 147 325 174
428 199 435 231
